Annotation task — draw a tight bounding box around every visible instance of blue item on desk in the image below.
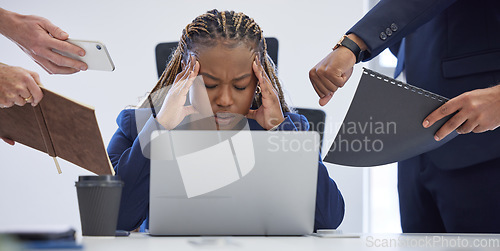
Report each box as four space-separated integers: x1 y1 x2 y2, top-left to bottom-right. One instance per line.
6 227 82 250
23 240 82 249
115 230 130 237
10 228 76 242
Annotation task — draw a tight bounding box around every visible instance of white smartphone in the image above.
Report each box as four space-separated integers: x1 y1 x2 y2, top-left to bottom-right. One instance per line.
53 39 115 71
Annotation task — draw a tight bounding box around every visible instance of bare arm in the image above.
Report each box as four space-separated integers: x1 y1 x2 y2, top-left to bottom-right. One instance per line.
0 8 87 74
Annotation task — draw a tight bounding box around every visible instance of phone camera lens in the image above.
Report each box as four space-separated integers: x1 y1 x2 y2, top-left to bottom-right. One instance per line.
96 44 102 50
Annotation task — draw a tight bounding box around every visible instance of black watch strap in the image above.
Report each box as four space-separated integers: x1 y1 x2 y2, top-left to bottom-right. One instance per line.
334 35 364 63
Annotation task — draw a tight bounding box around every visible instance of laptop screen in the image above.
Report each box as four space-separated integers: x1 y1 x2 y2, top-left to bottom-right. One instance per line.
149 130 320 236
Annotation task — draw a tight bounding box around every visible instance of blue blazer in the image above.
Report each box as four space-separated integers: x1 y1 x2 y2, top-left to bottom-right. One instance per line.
348 0 500 169
107 109 345 231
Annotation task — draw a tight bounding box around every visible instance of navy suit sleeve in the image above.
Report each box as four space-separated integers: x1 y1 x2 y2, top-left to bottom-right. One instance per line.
107 110 153 231
348 0 457 61
278 113 345 230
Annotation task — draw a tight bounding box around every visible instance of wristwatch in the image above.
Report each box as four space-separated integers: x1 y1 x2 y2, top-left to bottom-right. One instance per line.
333 35 364 63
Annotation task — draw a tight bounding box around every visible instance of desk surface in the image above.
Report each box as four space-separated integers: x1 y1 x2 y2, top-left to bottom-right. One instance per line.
80 232 500 251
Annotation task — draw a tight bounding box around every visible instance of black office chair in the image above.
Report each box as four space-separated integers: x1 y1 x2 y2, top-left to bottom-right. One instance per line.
155 37 279 78
292 107 326 151
154 38 325 149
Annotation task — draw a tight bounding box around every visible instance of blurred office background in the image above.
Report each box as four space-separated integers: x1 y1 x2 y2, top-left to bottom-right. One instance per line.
0 0 401 233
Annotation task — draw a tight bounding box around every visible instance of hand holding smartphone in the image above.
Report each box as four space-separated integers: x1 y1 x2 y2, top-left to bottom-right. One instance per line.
53 39 115 71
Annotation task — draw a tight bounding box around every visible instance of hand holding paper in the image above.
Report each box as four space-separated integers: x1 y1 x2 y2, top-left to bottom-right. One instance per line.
0 63 43 107
0 87 113 174
423 84 500 141
324 68 458 167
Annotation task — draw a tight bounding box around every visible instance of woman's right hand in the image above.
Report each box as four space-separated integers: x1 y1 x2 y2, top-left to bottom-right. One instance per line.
155 57 200 130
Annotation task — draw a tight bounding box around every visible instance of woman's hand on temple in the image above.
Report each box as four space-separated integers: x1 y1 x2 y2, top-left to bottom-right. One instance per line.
246 57 285 130
156 57 200 130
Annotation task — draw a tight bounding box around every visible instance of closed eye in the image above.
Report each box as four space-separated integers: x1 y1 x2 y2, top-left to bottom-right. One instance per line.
233 76 252 91
205 84 217 89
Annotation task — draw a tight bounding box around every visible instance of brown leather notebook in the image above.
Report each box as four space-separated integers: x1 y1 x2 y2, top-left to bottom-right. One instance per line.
0 87 114 175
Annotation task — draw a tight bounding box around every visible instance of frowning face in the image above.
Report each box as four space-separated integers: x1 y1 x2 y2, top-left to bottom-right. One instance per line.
189 42 258 129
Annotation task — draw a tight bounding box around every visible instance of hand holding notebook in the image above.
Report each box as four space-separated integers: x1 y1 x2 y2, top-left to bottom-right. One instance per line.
0 87 113 175
324 68 458 167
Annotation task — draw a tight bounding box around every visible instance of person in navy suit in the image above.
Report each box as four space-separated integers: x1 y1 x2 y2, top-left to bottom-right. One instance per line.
108 9 344 232
309 0 500 233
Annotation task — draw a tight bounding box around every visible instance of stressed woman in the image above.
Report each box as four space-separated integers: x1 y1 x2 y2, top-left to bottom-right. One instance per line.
107 9 344 232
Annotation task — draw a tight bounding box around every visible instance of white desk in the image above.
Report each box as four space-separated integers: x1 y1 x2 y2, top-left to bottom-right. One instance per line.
81 232 500 251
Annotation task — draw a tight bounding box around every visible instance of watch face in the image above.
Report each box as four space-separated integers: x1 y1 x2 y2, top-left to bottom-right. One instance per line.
333 36 346 51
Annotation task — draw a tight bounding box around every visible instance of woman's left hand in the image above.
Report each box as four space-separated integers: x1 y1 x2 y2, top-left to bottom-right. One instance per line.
246 57 285 130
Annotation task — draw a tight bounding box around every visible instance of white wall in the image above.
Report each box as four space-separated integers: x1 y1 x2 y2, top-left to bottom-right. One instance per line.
0 0 368 233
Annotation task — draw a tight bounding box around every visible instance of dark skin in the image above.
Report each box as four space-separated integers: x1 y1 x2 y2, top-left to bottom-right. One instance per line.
155 42 285 131
309 34 500 141
423 84 500 140
309 34 367 106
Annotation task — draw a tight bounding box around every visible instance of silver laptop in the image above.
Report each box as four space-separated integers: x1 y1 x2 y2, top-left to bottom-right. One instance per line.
148 130 320 236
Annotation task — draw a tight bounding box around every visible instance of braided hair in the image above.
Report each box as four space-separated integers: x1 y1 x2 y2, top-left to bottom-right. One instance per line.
140 9 290 113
